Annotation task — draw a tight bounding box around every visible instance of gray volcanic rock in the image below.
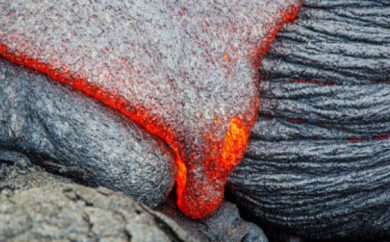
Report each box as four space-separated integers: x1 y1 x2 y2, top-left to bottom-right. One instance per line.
0 58 175 207
229 1 390 240
0 162 195 242
0 156 266 242
0 0 300 218
0 150 72 192
157 196 268 242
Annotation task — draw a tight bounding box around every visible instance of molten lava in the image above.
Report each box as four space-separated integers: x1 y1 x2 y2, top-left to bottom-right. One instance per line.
0 1 300 218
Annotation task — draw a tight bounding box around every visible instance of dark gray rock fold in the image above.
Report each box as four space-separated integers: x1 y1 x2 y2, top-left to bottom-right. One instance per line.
0 58 175 207
229 1 390 240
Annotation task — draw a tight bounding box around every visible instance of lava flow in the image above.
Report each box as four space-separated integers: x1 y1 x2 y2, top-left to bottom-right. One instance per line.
0 0 300 218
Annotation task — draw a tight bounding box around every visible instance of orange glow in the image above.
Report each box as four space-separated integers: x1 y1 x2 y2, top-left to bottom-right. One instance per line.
175 151 187 209
220 117 249 170
251 3 301 69
223 52 231 62
0 2 301 219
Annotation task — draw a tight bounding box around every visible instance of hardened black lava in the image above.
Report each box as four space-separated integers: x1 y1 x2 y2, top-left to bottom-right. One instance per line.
228 1 390 240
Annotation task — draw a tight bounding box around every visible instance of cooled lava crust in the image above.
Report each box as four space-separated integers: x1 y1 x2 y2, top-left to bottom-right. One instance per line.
229 0 390 239
0 0 300 218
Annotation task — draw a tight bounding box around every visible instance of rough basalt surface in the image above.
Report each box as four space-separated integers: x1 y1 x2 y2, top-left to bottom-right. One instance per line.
228 1 390 240
0 156 266 242
0 0 300 218
0 163 194 242
0 58 175 207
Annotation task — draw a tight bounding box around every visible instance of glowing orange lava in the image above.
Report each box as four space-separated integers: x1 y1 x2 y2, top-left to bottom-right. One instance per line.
0 2 300 219
252 3 301 69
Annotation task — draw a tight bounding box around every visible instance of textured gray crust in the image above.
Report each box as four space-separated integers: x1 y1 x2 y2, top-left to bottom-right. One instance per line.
0 0 299 216
229 1 390 240
0 157 267 242
0 58 175 207
157 197 268 242
0 163 195 242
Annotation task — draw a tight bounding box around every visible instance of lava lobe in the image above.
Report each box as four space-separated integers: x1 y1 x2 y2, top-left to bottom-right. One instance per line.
0 0 300 218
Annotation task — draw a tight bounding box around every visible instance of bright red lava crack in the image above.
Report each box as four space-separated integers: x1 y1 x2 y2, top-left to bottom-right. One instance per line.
0 3 300 219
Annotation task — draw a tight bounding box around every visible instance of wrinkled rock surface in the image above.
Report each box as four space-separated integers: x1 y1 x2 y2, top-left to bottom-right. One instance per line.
0 0 300 218
229 1 390 240
0 58 175 207
2 0 389 240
